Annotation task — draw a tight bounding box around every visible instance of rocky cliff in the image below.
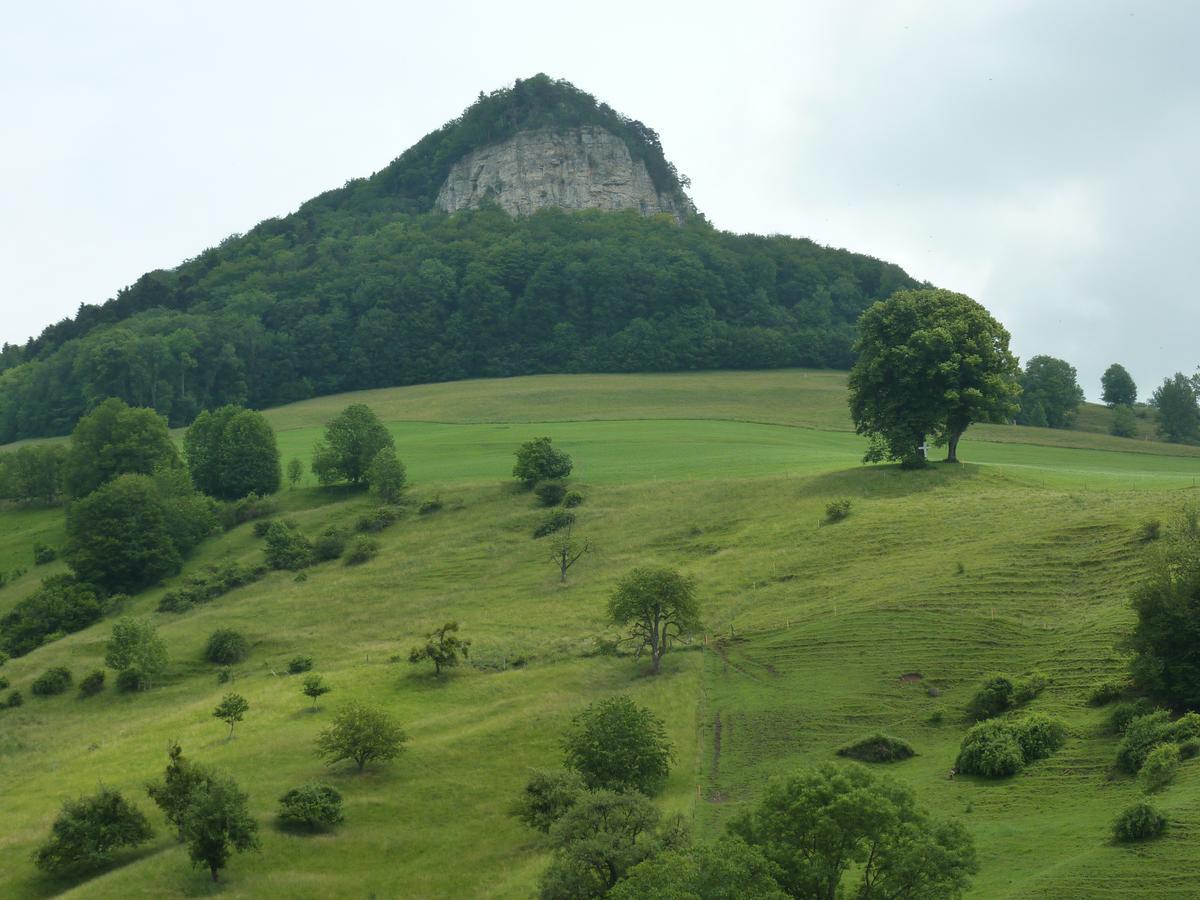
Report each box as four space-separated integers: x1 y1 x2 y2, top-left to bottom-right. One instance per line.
435 126 693 221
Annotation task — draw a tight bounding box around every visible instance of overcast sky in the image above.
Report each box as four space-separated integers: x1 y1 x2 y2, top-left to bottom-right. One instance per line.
3 0 1196 400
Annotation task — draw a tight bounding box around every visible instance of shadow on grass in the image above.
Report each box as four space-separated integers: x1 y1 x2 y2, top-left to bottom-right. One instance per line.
21 843 166 899
794 461 983 501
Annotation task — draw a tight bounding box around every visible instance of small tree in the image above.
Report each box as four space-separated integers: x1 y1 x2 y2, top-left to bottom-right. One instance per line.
181 774 260 882
302 674 331 711
286 457 304 489
278 783 344 831
205 628 249 664
1101 363 1138 407
213 693 249 739
608 567 701 674
561 696 674 795
1016 355 1085 428
1153 374 1200 444
33 787 154 874
409 622 471 677
550 526 591 582
105 616 168 690
513 436 573 488
367 447 407 503
147 742 214 841
316 701 407 772
1110 404 1138 438
311 404 394 486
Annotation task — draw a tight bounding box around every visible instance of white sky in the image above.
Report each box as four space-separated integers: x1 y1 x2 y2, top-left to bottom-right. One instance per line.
2 0 1196 401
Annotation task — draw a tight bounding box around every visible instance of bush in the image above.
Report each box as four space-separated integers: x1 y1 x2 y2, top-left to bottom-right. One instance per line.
115 669 144 693
824 498 852 523
288 656 314 674
1013 672 1048 705
32 786 154 874
535 481 567 507
513 769 584 833
205 629 249 665
563 491 584 508
1178 737 1200 759
836 734 916 763
31 666 72 696
218 492 279 530
278 783 344 830
312 526 348 562
1012 713 1067 762
1088 680 1126 706
533 510 575 539
367 447 407 504
1108 698 1158 734
418 497 443 515
1139 743 1181 792
79 670 106 697
966 674 1016 721
955 719 1026 777
1137 518 1162 543
0 575 105 657
7 689 23 707
344 535 379 565
263 521 313 570
1110 404 1139 438
0 675 7 690
252 519 274 538
157 562 267 613
355 506 400 532
32 543 57 565
1112 800 1167 842
1116 710 1174 773
513 437 573 488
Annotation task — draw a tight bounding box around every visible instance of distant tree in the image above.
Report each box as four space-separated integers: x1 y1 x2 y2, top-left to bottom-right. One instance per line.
608 567 701 674
147 742 215 841
367 447 407 503
286 457 304 489
1102 363 1138 407
181 774 260 882
1016 355 1085 428
513 436 573 488
185 406 281 500
183 405 237 496
1110 404 1139 438
302 674 331 711
63 398 179 499
33 787 154 874
611 838 788 900
105 616 168 690
213 693 249 739
0 444 68 504
562 696 674 795
205 629 249 665
316 701 407 771
1152 374 1200 444
409 622 471 677
729 763 977 899
513 769 585 834
311 404 394 486
848 289 1020 464
277 783 344 831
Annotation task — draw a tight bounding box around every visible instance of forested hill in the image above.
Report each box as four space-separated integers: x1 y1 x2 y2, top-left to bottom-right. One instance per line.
0 75 920 443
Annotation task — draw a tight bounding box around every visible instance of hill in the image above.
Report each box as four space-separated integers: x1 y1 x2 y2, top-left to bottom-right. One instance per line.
2 371 1200 897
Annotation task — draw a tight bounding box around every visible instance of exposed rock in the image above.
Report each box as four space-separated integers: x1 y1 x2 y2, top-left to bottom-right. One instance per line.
436 126 693 222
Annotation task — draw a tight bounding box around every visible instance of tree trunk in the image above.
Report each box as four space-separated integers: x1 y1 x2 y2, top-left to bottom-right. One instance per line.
947 430 962 463
211 865 220 882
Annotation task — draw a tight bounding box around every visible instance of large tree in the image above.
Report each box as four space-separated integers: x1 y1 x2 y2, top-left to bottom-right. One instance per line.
316 701 407 771
1016 355 1085 428
63 398 180 499
184 405 281 499
1101 363 1138 407
561 696 674 795
311 404 395 486
608 567 700 674
105 616 169 689
33 788 154 874
181 774 260 882
1152 373 1200 444
848 289 1020 464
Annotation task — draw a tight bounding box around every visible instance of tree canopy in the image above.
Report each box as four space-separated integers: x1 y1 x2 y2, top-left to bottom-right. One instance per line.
607 567 700 674
1101 363 1138 407
561 696 674 795
316 701 407 771
1016 355 1085 428
848 288 1020 464
63 398 179 499
1152 373 1200 444
311 404 395 486
181 774 260 882
184 405 280 499
33 788 153 874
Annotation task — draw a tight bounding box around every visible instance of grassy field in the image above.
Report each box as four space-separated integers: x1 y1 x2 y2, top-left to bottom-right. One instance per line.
1 370 1199 898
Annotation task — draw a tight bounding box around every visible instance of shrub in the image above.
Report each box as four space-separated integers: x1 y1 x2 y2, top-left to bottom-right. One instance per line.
533 510 576 539
32 786 154 874
563 491 584 508
836 734 916 763
418 497 443 515
1013 672 1048 704
535 481 567 507
252 519 274 538
1108 698 1157 734
263 521 313 570
0 675 7 690
344 535 380 565
1178 737 1200 759
278 783 344 830
1137 519 1161 543
824 498 852 523
1088 680 1126 706
218 492 278 530
115 669 144 692
157 562 267 613
288 655 314 674
955 720 1026 777
513 437 573 488
1139 743 1181 792
32 543 57 565
7 689 23 707
79 670 106 697
31 666 72 696
1012 713 1067 762
0 575 104 657
311 404 394 486
1110 404 1139 438
1112 800 1167 842
312 526 348 562
513 769 584 833
205 629 249 665
1116 710 1174 772
966 674 1016 721
367 447 407 504
355 506 400 532
216 667 232 685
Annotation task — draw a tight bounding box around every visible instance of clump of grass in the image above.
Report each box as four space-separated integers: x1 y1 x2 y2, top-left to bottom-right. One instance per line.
836 734 915 763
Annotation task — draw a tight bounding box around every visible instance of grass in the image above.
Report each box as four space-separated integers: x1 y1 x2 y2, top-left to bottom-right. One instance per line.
1 370 1199 897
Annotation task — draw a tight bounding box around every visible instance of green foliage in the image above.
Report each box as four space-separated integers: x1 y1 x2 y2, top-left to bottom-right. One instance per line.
147 742 215 841
1102 364 1138 407
513 437 573 488
513 769 584 833
1011 713 1068 762
611 839 788 900
6 689 23 707
1112 800 1167 843
63 398 179 499
278 783 344 831
355 505 400 532
181 773 260 882
1128 554 1200 707
286 457 304 488
105 616 168 689
561 696 674 795
288 655 313 674
218 491 278 530
608 567 701 674
184 405 281 499
729 763 978 899
966 672 1045 721
836 733 916 763
1087 680 1126 706
418 497 443 515
848 288 1020 464
213 693 249 738
301 674 331 710
956 715 1066 777
33 787 153 874
311 405 394 486
409 621 471 677
1152 373 1200 443
344 535 380 565
157 561 267 613
312 525 348 562
115 668 144 693
1110 404 1138 438
367 447 407 503
533 510 575 538
0 444 67 503
262 520 314 570
78 669 105 697
562 491 584 508
1109 698 1158 733
0 575 104 657
205 629 249 665
1013 672 1049 704
535 481 567 507
32 542 57 565
1115 711 1200 773
824 498 851 522
1139 743 1181 792
316 701 407 771
31 666 72 696
1016 355 1085 428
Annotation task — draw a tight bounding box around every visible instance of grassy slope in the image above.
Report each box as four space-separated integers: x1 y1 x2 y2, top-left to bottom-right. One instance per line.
0 371 1199 898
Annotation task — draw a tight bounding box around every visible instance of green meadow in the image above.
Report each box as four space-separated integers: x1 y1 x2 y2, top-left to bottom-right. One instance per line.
1 370 1199 898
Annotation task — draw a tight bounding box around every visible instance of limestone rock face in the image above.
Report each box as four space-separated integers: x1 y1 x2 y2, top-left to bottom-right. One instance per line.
435 126 693 221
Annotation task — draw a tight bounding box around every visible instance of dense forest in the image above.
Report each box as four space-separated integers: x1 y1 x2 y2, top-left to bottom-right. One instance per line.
0 76 919 443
